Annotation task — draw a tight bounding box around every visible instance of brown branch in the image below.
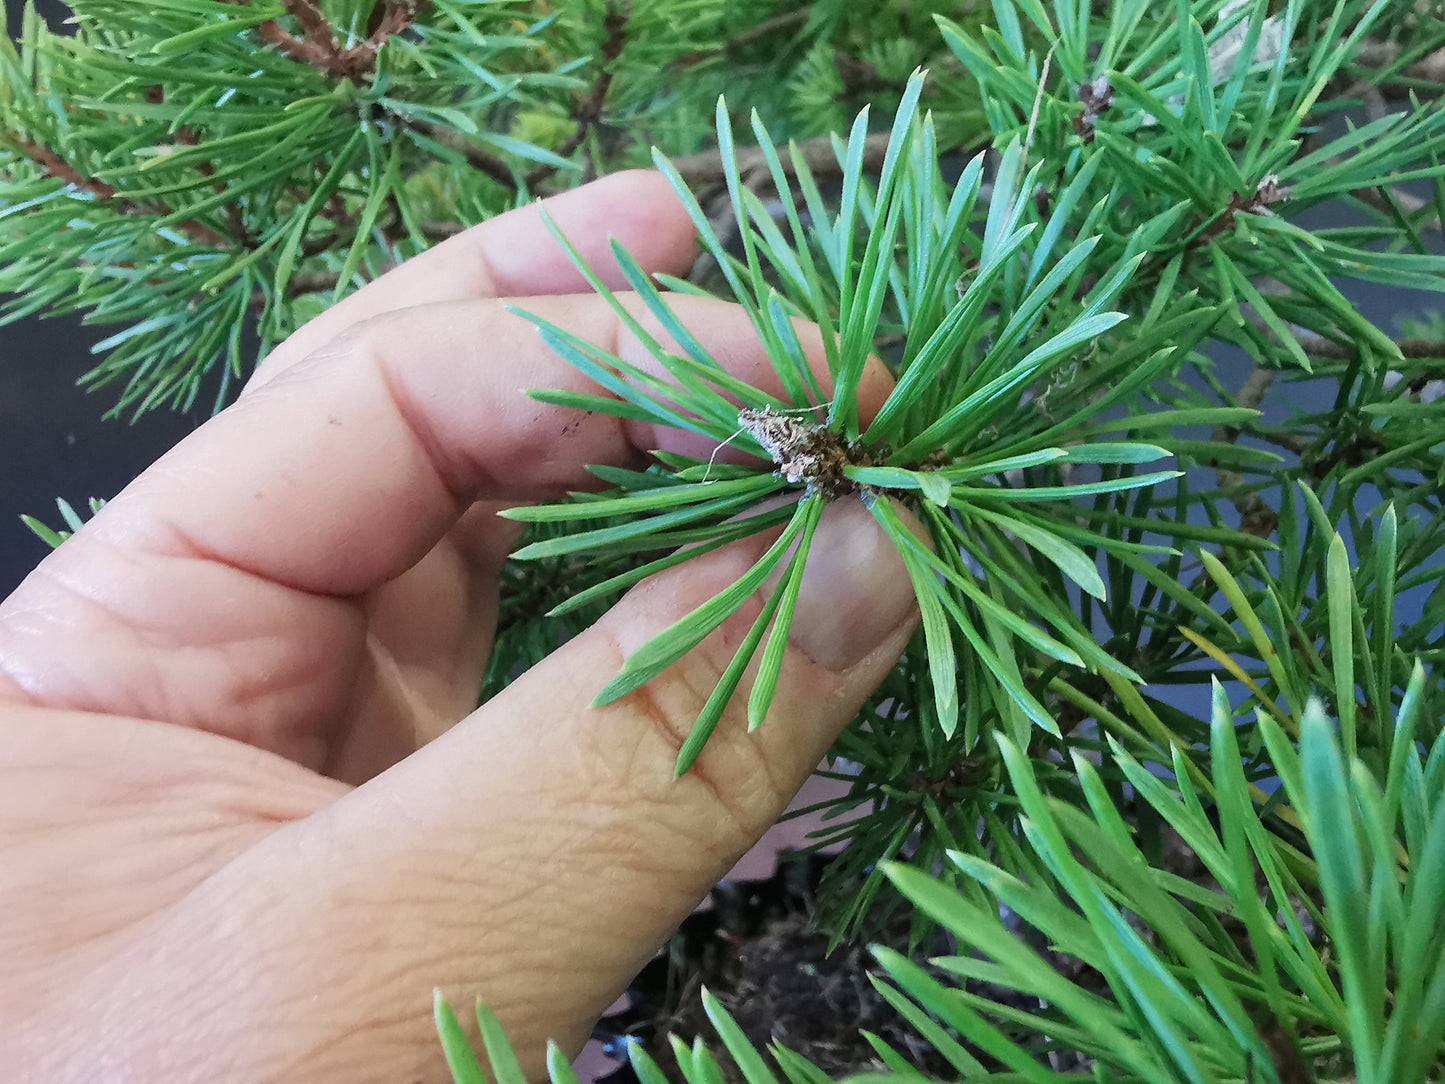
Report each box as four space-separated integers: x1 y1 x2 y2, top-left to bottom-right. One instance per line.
253 20 345 75
285 0 336 48
667 130 894 188
1210 365 1280 539
1296 335 1445 361
672 10 808 69
365 0 423 46
413 122 515 188
525 2 627 189
9 137 115 199
250 270 341 309
6 136 230 248
1195 175 1290 248
1259 430 1312 455
685 176 750 287
1351 181 1433 224
169 111 250 245
254 0 425 80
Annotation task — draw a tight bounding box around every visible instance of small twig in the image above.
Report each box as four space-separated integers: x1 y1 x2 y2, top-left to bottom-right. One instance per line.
254 0 425 80
1258 430 1312 455
1195 174 1290 247
164 97 250 245
1022 44 1056 163
525 2 628 189
1295 335 1445 361
684 166 773 286
249 270 342 309
253 19 347 76
282 0 336 51
413 122 515 188
365 0 423 47
8 136 116 200
6 135 229 247
672 10 808 69
1211 365 1279 539
1351 182 1433 224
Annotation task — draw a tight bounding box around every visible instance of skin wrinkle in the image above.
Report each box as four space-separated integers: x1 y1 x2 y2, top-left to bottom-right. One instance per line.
0 561 169 709
2 728 333 983
370 336 486 512
354 524 500 730
364 632 442 757
455 221 503 300
243 886 500 1079
0 532 358 766
587 602 790 853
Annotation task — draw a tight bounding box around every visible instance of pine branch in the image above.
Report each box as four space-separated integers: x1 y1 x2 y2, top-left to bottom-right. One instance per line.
525 1 628 188
1351 181 1433 224
413 122 515 189
1194 175 1290 247
7 137 115 201
671 10 809 69
1298 334 1445 360
254 0 426 80
162 91 252 245
3 136 230 247
249 271 341 308
1212 365 1280 539
253 13 353 77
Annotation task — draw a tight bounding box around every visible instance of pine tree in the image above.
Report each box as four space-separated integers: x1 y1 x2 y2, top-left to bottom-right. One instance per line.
7 0 1445 1080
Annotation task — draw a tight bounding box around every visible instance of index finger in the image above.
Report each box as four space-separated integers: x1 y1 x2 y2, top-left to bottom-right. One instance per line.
250 169 698 387
0 288 889 725
93 293 868 596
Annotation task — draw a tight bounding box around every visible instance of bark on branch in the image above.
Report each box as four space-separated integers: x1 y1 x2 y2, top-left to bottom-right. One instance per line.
1296 335 1445 361
1211 365 1279 539
525 2 628 188
254 0 425 80
6 136 230 247
414 123 515 188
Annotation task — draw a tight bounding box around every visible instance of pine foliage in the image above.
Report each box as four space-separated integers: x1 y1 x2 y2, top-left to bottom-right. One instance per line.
8 0 1445 1079
0 0 982 413
494 0 1445 949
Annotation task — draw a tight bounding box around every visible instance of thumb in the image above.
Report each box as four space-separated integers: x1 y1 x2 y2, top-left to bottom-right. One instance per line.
143 497 918 1081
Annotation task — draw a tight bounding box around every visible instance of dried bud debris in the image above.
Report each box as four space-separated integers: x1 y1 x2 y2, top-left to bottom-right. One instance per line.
737 406 864 499
1200 173 1292 245
1251 173 1290 209
1033 182 1052 217
1073 75 1113 144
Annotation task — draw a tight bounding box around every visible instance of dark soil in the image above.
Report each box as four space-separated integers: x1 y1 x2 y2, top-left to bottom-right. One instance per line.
593 852 957 1082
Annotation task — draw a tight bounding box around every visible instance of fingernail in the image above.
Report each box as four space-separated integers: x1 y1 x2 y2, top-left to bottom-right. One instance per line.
786 497 919 671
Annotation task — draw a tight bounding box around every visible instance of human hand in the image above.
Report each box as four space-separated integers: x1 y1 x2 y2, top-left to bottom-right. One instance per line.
0 171 918 1082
